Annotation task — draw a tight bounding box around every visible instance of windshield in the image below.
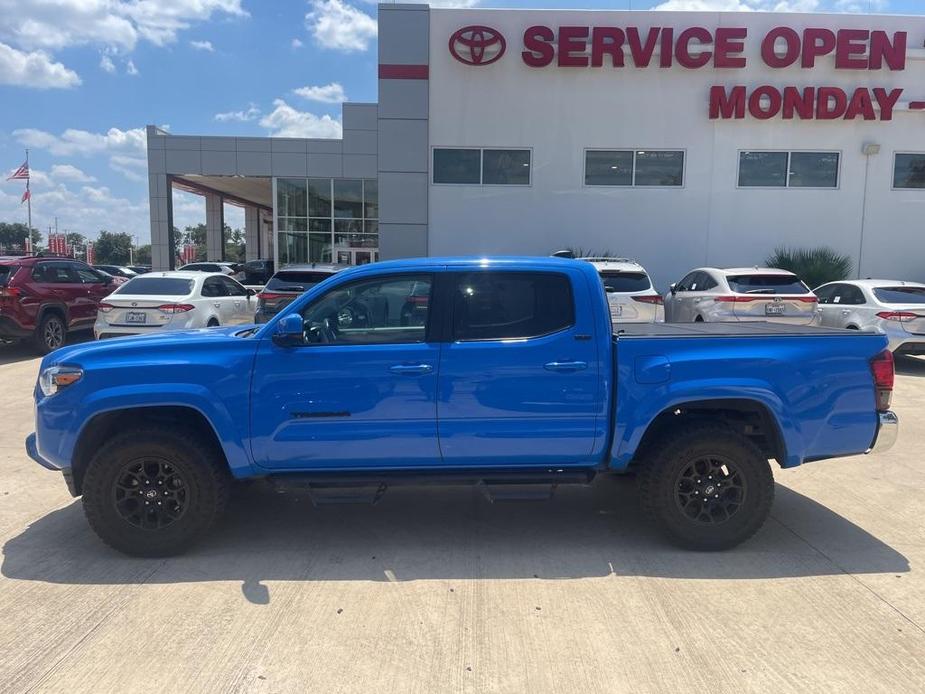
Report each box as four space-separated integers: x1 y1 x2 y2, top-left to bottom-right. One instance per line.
600 271 652 293
727 274 809 294
874 286 925 304
265 271 334 292
115 277 194 296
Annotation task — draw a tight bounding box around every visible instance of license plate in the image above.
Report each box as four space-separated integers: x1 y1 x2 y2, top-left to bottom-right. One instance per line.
611 304 623 317
125 311 147 324
765 304 785 315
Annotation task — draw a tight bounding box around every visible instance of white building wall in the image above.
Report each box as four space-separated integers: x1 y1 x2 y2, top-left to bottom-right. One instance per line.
428 9 925 289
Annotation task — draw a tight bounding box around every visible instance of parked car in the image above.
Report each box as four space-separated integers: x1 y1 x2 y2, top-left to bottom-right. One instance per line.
580 257 664 323
242 259 275 285
814 279 925 355
28 257 897 556
664 267 817 324
127 265 152 274
93 271 255 339
93 269 128 286
0 256 116 353
254 264 344 324
94 265 138 280
178 262 242 280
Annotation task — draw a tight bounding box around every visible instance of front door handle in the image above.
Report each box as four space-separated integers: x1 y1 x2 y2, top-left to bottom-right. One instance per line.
389 363 433 375
544 360 588 372
841 309 850 315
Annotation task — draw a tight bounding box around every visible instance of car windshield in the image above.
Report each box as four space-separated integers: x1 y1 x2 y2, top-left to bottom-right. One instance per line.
265 271 334 292
727 274 809 294
600 271 651 293
115 277 193 296
874 286 925 304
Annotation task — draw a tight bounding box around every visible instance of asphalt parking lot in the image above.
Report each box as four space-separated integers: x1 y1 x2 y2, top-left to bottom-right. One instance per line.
0 340 924 693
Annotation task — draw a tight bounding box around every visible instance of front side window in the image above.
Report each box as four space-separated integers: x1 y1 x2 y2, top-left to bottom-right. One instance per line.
893 154 925 189
739 151 839 188
202 277 228 298
75 267 105 284
33 262 74 284
814 284 837 304
300 275 432 345
585 150 683 187
452 272 574 341
433 148 531 185
219 276 247 296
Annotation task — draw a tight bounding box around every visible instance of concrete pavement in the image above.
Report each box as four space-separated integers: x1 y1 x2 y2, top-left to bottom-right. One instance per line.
1 339 924 693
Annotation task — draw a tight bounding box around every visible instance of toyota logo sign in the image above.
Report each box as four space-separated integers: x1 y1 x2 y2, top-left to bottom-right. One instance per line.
449 25 506 66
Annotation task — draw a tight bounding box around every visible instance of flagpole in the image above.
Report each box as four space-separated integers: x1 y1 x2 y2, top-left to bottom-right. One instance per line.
25 149 32 251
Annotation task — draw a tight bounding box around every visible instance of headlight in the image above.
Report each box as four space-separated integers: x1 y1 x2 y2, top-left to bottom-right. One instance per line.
39 366 83 397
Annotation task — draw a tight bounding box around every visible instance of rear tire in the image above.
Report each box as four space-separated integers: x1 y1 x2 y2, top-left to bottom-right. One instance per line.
33 313 66 354
81 426 231 557
638 424 774 550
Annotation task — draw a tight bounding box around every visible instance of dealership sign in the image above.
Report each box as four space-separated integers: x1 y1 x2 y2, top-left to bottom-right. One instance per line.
449 24 918 121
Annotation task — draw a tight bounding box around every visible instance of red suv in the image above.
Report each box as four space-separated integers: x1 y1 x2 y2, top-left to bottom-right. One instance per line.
0 256 116 354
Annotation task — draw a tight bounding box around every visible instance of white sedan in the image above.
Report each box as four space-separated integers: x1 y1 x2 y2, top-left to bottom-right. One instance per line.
94 271 256 340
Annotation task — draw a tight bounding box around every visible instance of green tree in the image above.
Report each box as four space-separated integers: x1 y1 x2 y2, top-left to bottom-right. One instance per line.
94 230 134 265
765 247 853 290
0 222 41 253
224 225 245 263
135 245 152 265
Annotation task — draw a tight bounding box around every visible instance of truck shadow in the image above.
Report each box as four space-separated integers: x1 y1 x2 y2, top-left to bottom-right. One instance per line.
895 354 925 377
0 331 93 366
1 478 908 602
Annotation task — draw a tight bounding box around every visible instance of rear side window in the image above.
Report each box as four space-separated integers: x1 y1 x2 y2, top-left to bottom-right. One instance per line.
727 274 809 294
600 271 651 293
115 278 193 296
452 272 574 341
32 262 75 284
0 266 14 286
265 271 335 292
202 277 228 297
873 287 925 304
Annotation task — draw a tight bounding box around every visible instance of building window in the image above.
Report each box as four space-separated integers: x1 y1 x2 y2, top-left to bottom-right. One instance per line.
276 178 378 266
738 151 839 188
584 150 684 187
893 153 925 189
433 148 531 185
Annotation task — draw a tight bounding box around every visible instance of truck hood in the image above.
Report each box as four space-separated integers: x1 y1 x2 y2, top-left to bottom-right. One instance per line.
42 326 257 369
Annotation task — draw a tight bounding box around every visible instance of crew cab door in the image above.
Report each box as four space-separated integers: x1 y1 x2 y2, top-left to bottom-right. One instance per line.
250 272 441 470
436 269 602 466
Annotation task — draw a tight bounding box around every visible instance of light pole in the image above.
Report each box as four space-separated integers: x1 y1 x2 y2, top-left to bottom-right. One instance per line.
858 143 880 279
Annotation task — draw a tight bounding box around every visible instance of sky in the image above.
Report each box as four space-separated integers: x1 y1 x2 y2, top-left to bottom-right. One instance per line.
1 0 923 245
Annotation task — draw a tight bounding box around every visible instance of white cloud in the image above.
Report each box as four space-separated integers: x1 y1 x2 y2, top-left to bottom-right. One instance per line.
190 40 214 52
293 82 347 104
110 155 148 182
50 164 96 183
306 0 377 53
99 54 116 73
0 0 247 53
215 104 261 122
291 38 303 49
0 41 80 88
14 126 146 157
259 99 342 138
125 59 139 75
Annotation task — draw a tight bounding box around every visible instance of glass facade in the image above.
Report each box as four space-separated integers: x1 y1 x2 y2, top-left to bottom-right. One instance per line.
276 178 378 266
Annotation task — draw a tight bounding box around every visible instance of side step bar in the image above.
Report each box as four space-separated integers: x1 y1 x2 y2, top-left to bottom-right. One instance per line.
266 468 597 506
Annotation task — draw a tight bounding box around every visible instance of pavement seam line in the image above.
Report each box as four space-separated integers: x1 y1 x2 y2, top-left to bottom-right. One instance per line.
24 561 166 693
769 513 925 636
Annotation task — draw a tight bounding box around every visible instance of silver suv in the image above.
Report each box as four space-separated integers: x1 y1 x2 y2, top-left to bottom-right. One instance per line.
581 257 664 324
664 267 816 324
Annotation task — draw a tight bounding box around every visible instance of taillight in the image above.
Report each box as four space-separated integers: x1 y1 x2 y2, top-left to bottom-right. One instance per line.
98 302 114 313
877 311 918 322
714 295 817 303
870 349 894 412
257 292 288 301
157 303 195 314
632 295 664 305
407 295 429 305
0 287 21 299
714 296 753 303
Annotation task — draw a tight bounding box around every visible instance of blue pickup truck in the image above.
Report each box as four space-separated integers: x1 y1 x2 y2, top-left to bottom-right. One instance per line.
27 257 898 556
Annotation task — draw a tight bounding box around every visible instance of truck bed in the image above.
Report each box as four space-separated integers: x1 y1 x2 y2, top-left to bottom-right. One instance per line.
615 321 879 339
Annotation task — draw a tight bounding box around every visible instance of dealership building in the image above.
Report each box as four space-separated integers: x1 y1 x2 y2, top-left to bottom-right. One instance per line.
146 4 925 287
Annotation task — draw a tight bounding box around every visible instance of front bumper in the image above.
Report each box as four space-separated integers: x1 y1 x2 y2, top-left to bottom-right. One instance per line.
26 432 78 495
868 411 899 454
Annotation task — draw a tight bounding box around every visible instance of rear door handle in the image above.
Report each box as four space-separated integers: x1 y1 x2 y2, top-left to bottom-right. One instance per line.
544 360 588 372
389 363 433 375
841 309 850 315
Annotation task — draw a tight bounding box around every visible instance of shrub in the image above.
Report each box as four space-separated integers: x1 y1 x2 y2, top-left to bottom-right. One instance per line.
765 246 853 289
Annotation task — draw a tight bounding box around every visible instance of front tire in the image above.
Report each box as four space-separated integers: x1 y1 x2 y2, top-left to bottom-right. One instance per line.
638 424 774 550
81 426 231 557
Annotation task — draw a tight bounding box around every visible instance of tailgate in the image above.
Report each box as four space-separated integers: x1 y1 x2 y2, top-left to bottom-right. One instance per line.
101 300 173 326
732 296 816 324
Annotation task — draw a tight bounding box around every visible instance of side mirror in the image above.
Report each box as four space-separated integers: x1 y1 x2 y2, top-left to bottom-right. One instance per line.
272 314 304 347
247 288 256 296
669 283 677 295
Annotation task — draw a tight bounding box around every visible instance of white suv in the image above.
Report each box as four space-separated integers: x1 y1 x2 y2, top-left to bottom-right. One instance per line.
581 257 664 324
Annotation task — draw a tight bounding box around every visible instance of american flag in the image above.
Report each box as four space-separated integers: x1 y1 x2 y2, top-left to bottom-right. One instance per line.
6 161 29 181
